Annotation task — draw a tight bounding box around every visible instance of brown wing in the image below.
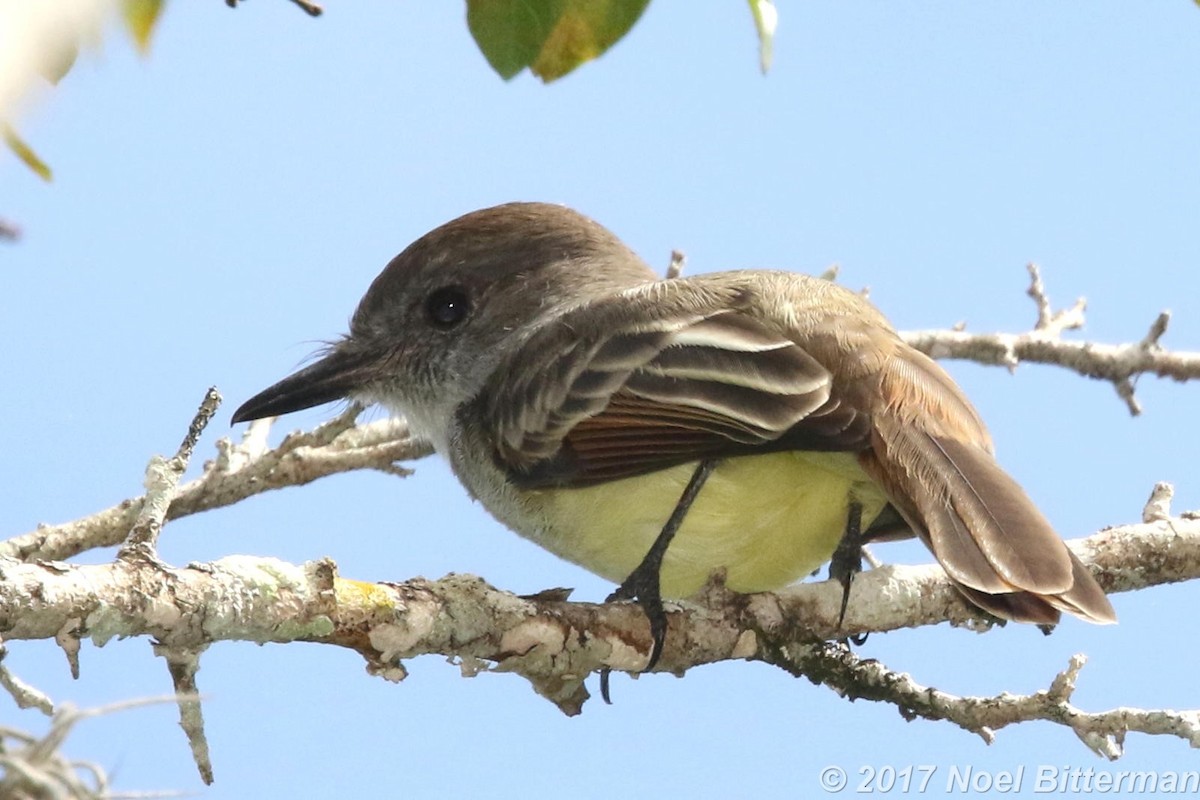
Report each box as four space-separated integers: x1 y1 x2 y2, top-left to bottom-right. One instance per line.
861 346 1116 624
480 288 872 488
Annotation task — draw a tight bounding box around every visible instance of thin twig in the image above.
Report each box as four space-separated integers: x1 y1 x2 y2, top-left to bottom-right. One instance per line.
665 250 686 279
225 0 323 16
1027 262 1086 335
120 388 222 559
903 268 1195 416
761 644 1199 759
0 640 53 714
0 218 19 242
154 644 212 785
3 413 428 563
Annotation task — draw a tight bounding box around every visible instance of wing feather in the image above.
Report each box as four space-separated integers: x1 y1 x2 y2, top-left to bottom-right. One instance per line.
479 286 870 486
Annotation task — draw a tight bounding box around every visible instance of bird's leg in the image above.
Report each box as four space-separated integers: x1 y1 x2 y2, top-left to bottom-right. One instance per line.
828 499 868 644
601 458 716 702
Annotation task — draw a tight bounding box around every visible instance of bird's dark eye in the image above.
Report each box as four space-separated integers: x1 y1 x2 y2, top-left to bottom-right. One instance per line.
425 286 470 328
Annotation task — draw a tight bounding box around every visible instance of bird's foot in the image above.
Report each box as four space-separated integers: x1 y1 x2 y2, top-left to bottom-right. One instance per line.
829 500 869 645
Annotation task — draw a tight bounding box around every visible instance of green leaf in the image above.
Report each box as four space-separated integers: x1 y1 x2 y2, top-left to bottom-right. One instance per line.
3 125 53 182
466 0 649 83
530 0 650 82
747 0 777 74
467 0 565 80
123 0 166 55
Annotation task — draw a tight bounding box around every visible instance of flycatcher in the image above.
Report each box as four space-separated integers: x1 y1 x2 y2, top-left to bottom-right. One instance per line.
233 202 1115 664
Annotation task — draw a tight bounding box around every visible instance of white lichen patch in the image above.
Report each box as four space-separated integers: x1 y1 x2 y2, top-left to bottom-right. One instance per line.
369 604 437 662
499 617 567 659
209 555 308 594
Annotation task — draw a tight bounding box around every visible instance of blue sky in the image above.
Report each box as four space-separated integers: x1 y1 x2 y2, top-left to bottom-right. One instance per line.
2 3 1199 797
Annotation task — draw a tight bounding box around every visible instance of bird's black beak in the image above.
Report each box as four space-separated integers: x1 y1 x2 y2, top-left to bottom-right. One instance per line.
232 345 380 424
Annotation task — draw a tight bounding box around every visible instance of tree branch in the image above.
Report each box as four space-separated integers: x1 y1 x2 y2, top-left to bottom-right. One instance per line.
120 387 221 561
0 408 431 563
901 265 1199 415
763 647 1200 759
1 513 1197 751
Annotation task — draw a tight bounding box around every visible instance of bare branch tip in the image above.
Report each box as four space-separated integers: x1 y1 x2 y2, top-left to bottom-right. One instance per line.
1002 344 1020 373
1142 482 1175 523
1142 311 1170 349
54 620 82 680
156 645 214 784
290 0 324 16
1081 730 1124 761
0 646 55 714
1114 378 1142 417
227 0 323 15
174 388 222 466
1056 297 1087 333
666 250 686 279
241 416 274 453
1048 654 1086 701
119 391 222 557
1026 263 1052 327
309 402 367 446
374 463 416 478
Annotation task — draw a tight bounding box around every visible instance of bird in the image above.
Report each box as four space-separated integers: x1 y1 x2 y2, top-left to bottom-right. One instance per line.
233 201 1115 668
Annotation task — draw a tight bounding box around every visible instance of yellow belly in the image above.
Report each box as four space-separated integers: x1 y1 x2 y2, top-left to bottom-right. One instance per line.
522 451 889 598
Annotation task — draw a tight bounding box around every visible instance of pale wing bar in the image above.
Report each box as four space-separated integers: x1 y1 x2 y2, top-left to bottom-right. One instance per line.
487 298 851 479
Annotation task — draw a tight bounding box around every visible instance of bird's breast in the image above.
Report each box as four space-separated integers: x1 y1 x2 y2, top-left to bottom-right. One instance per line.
515 451 889 598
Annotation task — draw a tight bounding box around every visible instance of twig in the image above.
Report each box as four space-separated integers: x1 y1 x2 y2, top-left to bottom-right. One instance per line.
154 644 212 785
107 391 221 780
3 414 430 563
0 639 53 714
119 388 221 560
1027 262 1086 335
287 0 322 15
762 646 1199 759
1143 482 1174 524
902 268 1196 416
665 250 686 279
0 218 19 242
225 0 323 17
